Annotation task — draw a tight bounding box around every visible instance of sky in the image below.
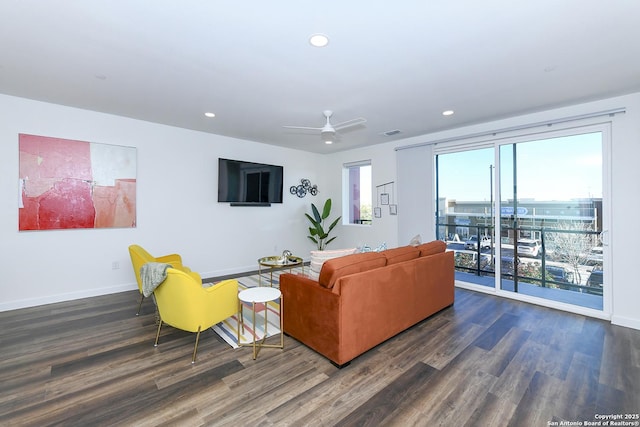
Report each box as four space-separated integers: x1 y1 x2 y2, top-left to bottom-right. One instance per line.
437 132 602 202
361 165 372 204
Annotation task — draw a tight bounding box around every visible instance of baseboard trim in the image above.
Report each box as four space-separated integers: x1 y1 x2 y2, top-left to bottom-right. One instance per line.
611 315 640 331
0 283 138 312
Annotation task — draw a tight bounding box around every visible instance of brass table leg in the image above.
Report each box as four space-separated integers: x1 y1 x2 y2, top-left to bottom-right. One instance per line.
237 288 283 360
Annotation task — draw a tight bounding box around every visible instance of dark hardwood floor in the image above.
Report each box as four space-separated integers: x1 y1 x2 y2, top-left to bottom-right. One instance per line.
1 286 638 426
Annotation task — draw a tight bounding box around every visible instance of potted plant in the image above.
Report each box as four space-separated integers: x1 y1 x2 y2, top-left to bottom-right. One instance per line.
306 198 341 250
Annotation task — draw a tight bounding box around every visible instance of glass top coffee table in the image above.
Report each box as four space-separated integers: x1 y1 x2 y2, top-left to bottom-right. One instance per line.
258 255 304 287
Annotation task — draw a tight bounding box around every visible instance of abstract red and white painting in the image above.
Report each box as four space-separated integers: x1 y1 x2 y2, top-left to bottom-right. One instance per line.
19 134 136 231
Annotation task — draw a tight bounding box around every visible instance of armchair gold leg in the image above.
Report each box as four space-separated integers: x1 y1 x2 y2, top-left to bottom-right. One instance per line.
192 326 202 364
136 294 144 316
154 319 163 346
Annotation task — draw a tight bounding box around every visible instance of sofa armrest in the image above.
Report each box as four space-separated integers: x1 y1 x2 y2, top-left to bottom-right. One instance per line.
280 273 341 363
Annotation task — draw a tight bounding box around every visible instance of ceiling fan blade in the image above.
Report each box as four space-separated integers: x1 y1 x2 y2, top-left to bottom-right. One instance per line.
333 117 367 131
282 125 323 131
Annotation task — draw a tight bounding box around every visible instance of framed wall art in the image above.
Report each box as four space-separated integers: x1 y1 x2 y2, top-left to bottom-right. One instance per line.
19 133 137 231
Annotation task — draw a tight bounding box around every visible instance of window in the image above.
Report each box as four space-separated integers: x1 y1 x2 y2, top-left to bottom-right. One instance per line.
343 161 372 225
435 126 608 312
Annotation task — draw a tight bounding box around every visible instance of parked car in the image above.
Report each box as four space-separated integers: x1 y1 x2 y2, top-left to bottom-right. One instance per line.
464 235 491 250
517 239 543 258
584 246 603 266
545 265 575 284
585 267 603 296
586 267 603 287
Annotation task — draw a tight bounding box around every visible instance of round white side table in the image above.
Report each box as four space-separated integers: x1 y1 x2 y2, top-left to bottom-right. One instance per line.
237 287 283 359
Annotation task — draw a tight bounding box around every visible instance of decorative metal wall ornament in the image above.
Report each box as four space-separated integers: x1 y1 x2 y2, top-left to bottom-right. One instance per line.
289 178 318 198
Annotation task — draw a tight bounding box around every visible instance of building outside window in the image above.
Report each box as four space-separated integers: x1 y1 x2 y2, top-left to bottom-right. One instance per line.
343 161 372 225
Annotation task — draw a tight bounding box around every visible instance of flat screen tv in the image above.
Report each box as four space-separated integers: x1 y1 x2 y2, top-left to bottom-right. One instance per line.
217 158 284 205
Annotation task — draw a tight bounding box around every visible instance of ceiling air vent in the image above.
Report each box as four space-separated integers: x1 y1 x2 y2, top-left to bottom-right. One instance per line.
382 129 401 137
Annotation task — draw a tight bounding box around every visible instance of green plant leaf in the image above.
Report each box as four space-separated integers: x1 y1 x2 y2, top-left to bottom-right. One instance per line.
305 198 339 250
326 216 341 234
325 236 337 246
311 203 322 223
304 213 316 226
321 199 332 220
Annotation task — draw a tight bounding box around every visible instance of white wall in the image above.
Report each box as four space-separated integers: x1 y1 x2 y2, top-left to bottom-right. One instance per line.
331 92 640 331
323 142 402 251
0 94 324 310
3 91 640 331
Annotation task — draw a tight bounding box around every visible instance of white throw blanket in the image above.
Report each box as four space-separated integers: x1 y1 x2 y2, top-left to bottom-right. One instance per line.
141 262 172 297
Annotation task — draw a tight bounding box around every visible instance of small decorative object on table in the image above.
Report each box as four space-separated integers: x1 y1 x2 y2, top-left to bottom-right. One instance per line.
280 249 292 264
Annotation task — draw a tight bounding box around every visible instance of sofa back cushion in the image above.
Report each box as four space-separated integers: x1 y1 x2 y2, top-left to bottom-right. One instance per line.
309 248 357 280
383 246 421 265
417 240 447 257
319 252 387 289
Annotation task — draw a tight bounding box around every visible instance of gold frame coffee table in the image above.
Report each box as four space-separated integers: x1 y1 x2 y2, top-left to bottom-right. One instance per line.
258 255 304 286
237 287 283 360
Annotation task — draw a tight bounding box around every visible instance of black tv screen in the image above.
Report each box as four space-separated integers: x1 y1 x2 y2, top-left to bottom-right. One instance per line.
218 158 284 204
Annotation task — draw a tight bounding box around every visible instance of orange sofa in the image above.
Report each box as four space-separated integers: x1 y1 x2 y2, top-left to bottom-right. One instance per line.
280 241 454 367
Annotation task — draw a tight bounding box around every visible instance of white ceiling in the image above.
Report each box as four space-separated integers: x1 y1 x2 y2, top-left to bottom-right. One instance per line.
1 1 639 154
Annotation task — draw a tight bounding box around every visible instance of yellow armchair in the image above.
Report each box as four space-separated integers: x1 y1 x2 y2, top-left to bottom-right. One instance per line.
128 244 201 315
153 268 238 363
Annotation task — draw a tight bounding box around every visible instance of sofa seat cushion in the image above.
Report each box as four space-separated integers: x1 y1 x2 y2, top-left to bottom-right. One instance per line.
309 248 357 280
318 252 387 289
417 240 446 257
383 245 421 265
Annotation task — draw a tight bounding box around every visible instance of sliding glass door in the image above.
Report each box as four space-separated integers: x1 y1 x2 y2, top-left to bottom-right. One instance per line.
498 131 604 310
436 126 607 312
436 147 495 285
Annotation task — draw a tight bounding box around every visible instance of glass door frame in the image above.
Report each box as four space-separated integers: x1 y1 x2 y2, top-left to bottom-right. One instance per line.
438 121 612 320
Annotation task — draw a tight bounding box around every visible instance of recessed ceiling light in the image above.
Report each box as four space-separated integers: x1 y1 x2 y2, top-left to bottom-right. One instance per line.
442 110 454 116
204 112 216 118
309 34 329 48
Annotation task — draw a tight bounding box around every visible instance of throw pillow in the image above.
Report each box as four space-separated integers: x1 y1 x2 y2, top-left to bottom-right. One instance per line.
309 248 357 280
357 242 387 253
374 242 387 252
409 234 422 246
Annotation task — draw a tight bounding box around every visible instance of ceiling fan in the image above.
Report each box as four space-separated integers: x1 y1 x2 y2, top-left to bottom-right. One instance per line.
283 110 366 144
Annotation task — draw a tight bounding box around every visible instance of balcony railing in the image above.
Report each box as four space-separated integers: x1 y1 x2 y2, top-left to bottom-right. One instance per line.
438 222 603 309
